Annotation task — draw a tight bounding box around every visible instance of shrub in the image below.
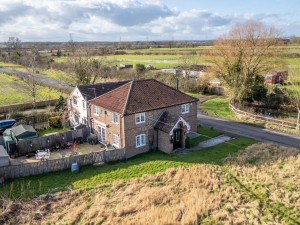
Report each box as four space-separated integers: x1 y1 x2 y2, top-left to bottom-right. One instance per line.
49 116 62 128
185 136 202 148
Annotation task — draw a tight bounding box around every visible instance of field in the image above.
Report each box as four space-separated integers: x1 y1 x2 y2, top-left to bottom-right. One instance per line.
1 142 299 224
55 54 203 69
0 73 64 106
200 97 236 120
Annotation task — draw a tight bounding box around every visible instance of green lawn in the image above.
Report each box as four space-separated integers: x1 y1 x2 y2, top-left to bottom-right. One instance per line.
200 97 236 120
0 137 256 199
0 73 64 106
37 128 67 136
197 126 221 142
185 92 202 99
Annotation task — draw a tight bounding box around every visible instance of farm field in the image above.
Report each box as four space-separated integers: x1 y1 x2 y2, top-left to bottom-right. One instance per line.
55 54 205 69
1 142 299 224
0 73 64 106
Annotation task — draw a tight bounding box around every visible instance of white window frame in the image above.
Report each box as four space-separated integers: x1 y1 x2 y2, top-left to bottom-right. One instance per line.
73 96 77 105
94 106 99 115
112 134 120 148
82 100 86 110
112 112 118 124
136 134 146 148
135 112 146 124
181 103 189 114
82 118 87 125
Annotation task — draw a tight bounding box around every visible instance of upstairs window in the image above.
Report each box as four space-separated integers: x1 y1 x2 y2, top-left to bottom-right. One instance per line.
73 96 77 105
82 100 86 110
112 112 119 124
94 106 100 115
135 112 145 124
181 104 189 114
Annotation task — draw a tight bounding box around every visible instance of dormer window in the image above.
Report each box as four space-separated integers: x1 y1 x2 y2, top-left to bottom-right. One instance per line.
135 112 145 124
181 104 189 114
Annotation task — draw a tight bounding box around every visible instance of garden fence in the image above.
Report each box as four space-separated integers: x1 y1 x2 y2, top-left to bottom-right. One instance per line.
0 148 125 179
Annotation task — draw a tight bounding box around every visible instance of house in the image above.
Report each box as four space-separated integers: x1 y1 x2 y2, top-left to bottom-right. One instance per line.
89 79 198 158
68 81 129 126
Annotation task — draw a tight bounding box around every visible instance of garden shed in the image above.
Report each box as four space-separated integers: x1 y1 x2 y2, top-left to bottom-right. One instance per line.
11 125 38 141
0 145 9 167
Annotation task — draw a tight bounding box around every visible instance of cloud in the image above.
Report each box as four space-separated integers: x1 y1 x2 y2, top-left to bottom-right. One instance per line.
0 0 298 41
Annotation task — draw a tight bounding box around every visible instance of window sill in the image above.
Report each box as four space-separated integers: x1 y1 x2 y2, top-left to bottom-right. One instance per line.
136 144 146 148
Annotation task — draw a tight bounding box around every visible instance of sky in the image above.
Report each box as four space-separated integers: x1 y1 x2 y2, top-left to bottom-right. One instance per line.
0 0 300 42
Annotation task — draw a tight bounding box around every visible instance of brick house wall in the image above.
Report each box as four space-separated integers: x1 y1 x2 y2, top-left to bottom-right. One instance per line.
90 105 125 149
123 102 197 158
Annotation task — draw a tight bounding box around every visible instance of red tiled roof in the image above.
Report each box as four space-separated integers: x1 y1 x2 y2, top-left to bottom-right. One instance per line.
89 82 132 114
89 79 198 115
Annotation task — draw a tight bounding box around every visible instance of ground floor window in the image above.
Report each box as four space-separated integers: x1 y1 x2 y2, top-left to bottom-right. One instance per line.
74 115 79 123
136 134 146 148
112 134 120 148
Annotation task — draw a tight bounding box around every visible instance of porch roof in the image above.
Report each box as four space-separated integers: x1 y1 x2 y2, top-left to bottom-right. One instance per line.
154 111 191 135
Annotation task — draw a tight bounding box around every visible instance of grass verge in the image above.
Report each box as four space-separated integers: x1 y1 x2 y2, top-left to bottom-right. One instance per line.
199 97 236 120
0 137 256 199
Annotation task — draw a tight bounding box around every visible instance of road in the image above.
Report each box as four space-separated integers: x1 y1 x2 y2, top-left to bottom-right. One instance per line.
198 114 300 149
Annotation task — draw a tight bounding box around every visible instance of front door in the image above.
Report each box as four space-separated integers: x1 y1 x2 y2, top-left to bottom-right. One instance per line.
97 125 106 144
173 129 182 149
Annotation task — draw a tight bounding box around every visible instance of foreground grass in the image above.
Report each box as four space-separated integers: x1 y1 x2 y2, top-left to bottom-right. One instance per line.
2 142 299 225
0 138 256 199
200 97 236 120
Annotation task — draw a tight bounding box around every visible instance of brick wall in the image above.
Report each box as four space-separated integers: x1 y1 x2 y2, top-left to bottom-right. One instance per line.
90 105 124 148
124 102 197 157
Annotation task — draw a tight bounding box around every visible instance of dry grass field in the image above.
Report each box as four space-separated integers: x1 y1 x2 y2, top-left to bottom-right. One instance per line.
1 143 299 225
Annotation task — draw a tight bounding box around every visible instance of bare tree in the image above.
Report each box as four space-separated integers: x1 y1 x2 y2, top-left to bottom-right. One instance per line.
6 37 22 63
20 47 42 109
208 21 284 103
69 46 112 85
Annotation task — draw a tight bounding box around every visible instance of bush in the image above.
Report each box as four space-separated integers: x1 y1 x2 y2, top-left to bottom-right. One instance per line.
185 136 202 148
49 116 62 128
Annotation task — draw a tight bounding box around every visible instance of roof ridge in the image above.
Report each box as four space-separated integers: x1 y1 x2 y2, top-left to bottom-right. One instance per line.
122 81 134 115
88 81 131 102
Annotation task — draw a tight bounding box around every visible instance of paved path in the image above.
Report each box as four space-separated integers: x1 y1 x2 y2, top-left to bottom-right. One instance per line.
198 135 231 148
0 67 72 92
198 114 300 149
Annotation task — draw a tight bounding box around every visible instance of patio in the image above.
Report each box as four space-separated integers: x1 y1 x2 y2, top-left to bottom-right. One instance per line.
10 143 104 166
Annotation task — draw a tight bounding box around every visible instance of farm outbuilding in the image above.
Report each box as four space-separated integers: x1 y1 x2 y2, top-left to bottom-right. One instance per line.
0 145 9 167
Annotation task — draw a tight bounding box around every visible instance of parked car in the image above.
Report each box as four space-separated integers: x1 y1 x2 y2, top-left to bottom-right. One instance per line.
0 119 16 133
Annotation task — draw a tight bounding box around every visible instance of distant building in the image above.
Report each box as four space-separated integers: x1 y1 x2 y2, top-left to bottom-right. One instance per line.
265 70 288 85
117 64 133 70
